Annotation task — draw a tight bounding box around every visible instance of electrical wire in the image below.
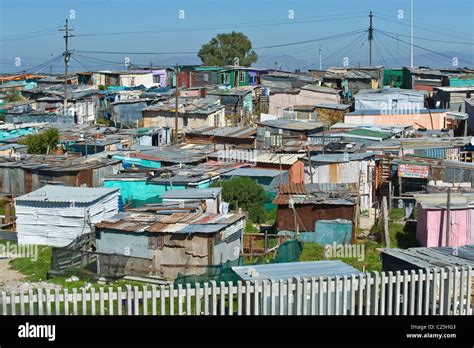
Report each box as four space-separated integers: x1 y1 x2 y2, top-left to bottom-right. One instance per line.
377 29 473 65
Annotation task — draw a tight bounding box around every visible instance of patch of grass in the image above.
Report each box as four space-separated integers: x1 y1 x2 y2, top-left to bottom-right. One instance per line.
244 220 259 233
299 243 325 261
264 208 277 225
390 208 405 220
390 221 419 249
299 241 382 272
9 245 52 282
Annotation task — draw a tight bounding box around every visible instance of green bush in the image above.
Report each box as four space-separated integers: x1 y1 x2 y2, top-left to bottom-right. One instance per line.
24 128 60 154
220 177 266 223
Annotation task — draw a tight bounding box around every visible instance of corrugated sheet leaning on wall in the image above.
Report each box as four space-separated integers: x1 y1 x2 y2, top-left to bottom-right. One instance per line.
15 187 119 247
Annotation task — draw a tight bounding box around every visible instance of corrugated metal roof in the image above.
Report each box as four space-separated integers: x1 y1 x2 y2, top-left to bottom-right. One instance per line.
255 153 305 165
15 185 119 204
414 193 474 209
309 153 374 163
257 119 324 131
232 260 361 281
178 224 227 234
97 210 246 235
161 188 221 200
222 168 286 178
315 103 350 110
278 183 307 195
381 245 474 268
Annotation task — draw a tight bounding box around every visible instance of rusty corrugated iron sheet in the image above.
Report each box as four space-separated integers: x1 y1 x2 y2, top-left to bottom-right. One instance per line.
278 183 307 195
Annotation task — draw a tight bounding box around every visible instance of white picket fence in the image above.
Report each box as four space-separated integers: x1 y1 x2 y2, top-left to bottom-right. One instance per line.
1 267 472 315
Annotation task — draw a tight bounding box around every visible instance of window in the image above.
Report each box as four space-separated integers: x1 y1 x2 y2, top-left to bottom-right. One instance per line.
270 134 283 147
239 71 246 82
221 73 230 84
213 114 220 127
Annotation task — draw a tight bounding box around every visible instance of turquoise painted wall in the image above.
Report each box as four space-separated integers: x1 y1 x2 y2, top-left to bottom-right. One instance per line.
298 220 353 245
450 77 474 87
112 155 162 169
0 127 37 141
104 178 214 207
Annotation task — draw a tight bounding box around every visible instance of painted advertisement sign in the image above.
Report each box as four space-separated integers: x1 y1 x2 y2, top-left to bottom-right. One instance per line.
398 162 430 178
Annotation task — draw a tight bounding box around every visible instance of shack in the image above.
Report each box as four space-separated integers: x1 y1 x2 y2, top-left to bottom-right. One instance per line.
95 211 246 281
305 153 376 212
15 185 120 247
273 183 356 239
414 193 474 248
0 156 122 196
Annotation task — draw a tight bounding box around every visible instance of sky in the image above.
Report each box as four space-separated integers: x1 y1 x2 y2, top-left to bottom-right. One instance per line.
0 0 473 73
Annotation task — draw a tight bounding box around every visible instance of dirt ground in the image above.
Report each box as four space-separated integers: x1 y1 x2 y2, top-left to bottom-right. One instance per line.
0 258 61 293
0 258 25 283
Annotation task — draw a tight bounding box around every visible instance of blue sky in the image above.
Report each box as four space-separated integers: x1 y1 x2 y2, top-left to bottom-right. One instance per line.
1 0 473 72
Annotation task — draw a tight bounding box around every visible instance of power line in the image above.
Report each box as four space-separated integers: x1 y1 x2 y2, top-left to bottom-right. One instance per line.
377 29 474 46
73 14 367 38
374 12 473 41
377 29 473 65
73 29 367 56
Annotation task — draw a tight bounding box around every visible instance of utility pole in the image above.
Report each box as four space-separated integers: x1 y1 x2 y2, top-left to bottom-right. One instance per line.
319 44 322 70
368 11 374 66
446 187 451 246
410 0 414 67
174 64 179 142
59 19 73 117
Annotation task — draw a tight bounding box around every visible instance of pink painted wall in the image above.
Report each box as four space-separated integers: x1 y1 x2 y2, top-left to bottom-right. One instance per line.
416 205 473 247
269 90 340 117
345 111 448 130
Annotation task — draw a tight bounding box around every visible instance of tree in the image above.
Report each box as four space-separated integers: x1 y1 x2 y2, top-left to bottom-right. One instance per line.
198 32 257 67
219 177 266 223
24 128 60 154
4 91 24 103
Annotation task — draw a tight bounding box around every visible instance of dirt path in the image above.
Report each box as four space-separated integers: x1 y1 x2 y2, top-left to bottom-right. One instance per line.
0 258 61 293
0 258 25 283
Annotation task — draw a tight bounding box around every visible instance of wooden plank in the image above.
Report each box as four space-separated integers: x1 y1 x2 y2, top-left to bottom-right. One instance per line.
160 285 166 315
143 285 148 315
387 272 393 315
117 287 123 316
82 288 87 315
151 285 157 316
219 282 225 315
195 283 201 316
19 290 25 316
279 280 285 316
63 289 70 315
417 269 423 315
402 270 409 315
37 288 44 315
262 280 268 315
394 271 401 316
186 283 192 315
109 287 114 316
204 283 209 315
228 282 234 316
99 287 105 316
341 276 348 316
211 281 217 315
237 281 243 316
177 284 183 315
